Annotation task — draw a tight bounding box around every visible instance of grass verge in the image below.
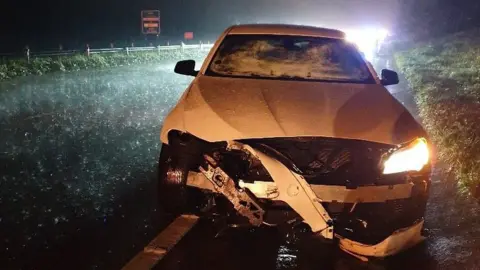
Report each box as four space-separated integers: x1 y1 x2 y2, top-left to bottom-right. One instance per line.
395 29 480 196
0 50 209 82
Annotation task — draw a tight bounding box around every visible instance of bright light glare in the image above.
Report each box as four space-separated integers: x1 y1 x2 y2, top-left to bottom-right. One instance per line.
383 138 429 174
345 28 389 61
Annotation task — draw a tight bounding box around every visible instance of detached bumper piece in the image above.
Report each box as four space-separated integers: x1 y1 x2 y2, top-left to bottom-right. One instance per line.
338 220 426 261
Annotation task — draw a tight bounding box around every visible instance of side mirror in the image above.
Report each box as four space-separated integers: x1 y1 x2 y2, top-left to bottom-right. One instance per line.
380 69 399 86
174 60 198 76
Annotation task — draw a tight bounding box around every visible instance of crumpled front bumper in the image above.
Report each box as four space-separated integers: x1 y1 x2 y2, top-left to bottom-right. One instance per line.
187 141 429 260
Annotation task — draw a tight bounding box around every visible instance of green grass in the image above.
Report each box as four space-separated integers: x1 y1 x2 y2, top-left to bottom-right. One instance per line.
0 49 209 82
395 29 480 196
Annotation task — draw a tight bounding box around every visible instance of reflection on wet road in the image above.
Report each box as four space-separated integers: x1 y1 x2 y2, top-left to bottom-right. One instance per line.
1 57 479 270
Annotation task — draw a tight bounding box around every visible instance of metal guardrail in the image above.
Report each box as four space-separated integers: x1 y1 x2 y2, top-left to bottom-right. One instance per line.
0 43 215 60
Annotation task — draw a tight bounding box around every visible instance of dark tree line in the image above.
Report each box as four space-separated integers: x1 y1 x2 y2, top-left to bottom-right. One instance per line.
397 0 480 41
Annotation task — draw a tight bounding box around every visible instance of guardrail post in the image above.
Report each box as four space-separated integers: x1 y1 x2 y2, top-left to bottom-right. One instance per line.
126 47 129 55
25 46 30 63
86 44 90 56
181 42 185 52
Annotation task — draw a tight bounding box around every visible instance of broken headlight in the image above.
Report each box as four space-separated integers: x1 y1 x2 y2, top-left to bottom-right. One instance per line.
382 138 429 174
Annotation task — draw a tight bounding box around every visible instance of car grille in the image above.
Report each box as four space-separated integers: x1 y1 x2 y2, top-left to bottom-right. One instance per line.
241 137 399 186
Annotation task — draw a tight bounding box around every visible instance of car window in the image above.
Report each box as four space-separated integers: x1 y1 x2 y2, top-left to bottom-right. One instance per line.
206 34 376 83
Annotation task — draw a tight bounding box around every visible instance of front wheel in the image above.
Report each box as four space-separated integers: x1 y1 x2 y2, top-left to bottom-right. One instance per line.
157 143 209 215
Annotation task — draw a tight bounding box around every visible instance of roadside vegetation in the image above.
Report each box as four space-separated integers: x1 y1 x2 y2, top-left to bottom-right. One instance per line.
0 50 209 82
395 29 480 196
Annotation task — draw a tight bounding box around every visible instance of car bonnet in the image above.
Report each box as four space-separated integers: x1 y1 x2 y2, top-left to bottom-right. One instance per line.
160 75 426 145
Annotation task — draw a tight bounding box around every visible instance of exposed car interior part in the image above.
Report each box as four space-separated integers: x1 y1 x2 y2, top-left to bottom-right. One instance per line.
199 154 266 226
240 144 335 240
179 135 430 245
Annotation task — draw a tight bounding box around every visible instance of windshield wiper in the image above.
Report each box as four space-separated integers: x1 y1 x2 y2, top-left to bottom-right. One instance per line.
277 75 309 80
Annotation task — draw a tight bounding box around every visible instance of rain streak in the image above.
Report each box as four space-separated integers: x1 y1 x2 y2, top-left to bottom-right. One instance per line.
0 61 201 266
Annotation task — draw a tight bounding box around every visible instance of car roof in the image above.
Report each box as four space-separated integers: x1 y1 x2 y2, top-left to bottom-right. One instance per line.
226 24 346 39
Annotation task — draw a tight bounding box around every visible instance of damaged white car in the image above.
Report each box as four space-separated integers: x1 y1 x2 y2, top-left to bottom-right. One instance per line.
157 24 431 261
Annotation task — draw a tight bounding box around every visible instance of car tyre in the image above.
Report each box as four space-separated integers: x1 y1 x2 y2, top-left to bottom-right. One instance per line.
157 143 208 216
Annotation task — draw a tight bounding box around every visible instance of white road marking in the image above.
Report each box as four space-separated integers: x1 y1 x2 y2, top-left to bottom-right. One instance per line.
122 214 200 270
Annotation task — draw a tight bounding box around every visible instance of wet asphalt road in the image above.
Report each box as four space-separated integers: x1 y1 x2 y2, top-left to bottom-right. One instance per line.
1 58 479 269
0 62 196 269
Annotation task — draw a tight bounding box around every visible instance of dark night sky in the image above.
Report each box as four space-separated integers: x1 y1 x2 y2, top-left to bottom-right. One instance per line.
0 0 397 51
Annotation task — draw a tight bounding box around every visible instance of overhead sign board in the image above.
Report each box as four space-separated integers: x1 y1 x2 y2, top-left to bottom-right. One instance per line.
141 10 160 35
184 32 194 40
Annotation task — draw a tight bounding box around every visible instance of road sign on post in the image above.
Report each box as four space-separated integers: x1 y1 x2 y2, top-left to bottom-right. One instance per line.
141 10 160 35
184 32 194 40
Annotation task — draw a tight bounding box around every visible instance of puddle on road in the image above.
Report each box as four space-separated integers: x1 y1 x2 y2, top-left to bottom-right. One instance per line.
276 245 299 269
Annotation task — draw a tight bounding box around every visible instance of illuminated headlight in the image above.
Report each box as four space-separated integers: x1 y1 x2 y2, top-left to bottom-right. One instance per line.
383 138 429 174
345 28 390 61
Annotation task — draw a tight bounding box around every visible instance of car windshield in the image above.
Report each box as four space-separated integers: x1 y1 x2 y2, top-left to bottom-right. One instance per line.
206 34 375 83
